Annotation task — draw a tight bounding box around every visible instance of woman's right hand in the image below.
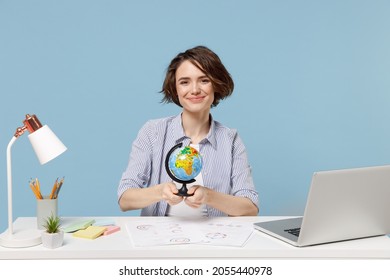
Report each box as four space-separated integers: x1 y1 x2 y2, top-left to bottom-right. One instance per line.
160 182 183 206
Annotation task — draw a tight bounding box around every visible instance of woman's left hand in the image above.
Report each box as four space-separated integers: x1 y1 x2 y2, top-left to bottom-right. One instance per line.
184 185 208 208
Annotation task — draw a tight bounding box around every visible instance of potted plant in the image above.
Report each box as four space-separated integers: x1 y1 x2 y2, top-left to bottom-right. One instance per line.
41 214 64 249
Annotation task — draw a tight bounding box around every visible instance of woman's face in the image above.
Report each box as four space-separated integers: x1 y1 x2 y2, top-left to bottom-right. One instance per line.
175 60 214 114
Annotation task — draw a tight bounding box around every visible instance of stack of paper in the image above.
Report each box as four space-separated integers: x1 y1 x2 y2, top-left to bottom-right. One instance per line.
126 217 254 247
63 219 121 239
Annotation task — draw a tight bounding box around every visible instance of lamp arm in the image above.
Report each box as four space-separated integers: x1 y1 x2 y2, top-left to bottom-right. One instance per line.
14 126 27 138
6 136 17 236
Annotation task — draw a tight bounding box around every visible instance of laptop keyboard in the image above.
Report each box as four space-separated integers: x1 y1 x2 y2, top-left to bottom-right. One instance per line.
284 227 301 237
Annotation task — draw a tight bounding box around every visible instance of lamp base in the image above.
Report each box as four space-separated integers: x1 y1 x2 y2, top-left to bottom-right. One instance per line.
0 228 42 248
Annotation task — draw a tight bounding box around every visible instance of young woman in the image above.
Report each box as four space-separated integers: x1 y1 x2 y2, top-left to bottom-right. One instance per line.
117 46 258 217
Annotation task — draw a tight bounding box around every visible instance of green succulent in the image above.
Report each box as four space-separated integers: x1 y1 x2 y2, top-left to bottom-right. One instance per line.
43 214 61 234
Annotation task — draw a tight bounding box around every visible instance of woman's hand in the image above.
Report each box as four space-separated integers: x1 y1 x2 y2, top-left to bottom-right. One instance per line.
161 182 183 206
184 185 208 208
184 185 258 216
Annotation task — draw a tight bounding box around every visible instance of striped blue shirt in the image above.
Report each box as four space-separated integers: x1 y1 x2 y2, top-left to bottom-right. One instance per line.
117 114 258 217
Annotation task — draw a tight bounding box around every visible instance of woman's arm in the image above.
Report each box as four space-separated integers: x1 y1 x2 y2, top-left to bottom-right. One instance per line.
119 182 183 211
185 186 259 216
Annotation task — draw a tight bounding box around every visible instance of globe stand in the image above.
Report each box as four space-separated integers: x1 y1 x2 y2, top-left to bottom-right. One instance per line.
165 143 195 197
175 181 195 197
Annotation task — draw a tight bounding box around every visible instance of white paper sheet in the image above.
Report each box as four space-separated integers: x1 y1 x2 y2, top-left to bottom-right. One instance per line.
126 217 254 247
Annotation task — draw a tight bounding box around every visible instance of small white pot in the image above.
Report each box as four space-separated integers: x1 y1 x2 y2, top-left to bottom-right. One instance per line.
41 230 64 249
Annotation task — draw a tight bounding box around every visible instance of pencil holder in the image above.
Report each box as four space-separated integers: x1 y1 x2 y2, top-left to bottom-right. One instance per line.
37 196 58 230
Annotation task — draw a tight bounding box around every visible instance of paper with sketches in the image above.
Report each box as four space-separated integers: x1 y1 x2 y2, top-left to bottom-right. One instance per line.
197 220 254 246
126 217 254 247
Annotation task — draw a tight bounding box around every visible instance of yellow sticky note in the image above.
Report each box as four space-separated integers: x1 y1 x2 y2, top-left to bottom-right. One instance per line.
72 226 106 239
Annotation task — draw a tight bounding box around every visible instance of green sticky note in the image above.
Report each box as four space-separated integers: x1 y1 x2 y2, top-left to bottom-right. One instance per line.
62 219 95 233
94 219 115 226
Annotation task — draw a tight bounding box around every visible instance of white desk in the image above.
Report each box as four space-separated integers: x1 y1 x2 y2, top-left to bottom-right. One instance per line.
1 216 390 259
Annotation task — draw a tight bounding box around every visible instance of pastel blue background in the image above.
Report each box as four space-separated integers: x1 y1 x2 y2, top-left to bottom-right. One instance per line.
1 0 390 232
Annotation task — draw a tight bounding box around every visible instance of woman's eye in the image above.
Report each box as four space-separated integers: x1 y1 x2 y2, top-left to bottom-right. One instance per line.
201 79 210 84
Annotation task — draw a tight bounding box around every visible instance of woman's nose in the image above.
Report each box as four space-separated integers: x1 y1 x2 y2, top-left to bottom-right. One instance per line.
191 83 201 94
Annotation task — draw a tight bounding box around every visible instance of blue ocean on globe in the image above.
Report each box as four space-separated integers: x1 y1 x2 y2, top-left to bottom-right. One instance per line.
168 146 202 182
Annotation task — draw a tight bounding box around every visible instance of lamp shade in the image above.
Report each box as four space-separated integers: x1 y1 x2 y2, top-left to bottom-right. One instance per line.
28 125 67 164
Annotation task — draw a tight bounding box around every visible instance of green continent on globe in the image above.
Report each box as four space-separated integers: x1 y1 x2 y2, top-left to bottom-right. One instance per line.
175 146 199 175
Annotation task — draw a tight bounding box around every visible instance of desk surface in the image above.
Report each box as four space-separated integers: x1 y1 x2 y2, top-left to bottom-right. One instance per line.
1 216 390 259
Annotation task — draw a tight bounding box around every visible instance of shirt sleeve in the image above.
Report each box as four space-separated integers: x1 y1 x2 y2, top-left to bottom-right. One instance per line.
117 121 155 201
230 132 259 208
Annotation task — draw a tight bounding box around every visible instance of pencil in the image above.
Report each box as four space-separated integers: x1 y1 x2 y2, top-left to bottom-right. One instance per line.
35 178 40 193
54 177 65 199
33 179 43 199
29 181 42 199
49 178 59 199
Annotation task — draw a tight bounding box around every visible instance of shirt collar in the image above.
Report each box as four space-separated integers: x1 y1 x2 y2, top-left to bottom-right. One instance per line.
203 115 217 149
171 113 217 149
171 114 189 145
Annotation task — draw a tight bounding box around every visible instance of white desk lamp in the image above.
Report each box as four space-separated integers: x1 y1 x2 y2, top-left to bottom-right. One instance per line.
0 114 67 248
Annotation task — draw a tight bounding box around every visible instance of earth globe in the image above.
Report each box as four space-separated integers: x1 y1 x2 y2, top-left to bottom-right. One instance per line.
165 142 203 196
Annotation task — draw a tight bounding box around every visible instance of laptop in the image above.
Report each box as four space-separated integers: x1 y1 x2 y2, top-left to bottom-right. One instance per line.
254 165 390 247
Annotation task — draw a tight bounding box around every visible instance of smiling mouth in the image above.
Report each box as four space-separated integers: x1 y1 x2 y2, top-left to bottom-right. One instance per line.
188 96 206 102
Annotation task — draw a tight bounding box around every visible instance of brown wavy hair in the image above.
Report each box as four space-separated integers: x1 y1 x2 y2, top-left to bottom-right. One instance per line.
161 46 234 107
